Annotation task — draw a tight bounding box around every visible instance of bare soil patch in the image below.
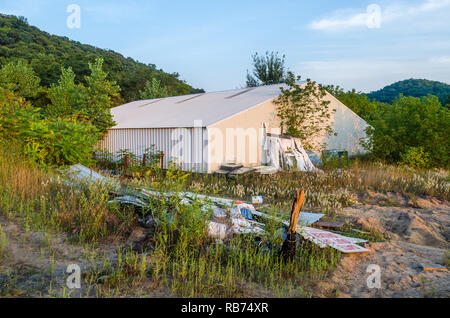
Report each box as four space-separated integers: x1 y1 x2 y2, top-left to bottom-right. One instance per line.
315 194 449 298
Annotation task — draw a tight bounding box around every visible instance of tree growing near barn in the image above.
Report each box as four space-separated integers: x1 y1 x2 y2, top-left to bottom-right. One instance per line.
46 66 85 118
274 73 335 150
246 51 288 87
0 88 99 166
82 58 121 134
139 78 169 100
46 58 120 134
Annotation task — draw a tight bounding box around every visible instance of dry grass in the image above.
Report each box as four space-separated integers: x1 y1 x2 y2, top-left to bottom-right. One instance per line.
185 161 449 215
0 148 135 244
2 149 447 298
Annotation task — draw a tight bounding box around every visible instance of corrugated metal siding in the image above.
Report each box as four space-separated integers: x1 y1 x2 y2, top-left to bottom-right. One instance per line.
98 128 208 173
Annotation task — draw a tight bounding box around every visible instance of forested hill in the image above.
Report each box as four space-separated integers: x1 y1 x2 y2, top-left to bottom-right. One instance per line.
366 79 450 104
0 14 203 102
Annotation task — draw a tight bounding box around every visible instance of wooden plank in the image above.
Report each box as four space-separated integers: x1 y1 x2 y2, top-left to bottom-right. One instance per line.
314 221 345 229
420 263 448 272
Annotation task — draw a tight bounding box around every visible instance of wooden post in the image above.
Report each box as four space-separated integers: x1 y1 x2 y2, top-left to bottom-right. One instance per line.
143 153 147 167
123 154 129 176
281 189 305 259
160 152 164 170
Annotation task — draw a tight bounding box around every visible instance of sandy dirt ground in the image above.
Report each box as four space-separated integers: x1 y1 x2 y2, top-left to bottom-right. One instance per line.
0 218 120 297
1 191 449 298
315 193 449 298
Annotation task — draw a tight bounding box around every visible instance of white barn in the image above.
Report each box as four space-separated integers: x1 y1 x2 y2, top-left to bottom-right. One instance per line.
98 84 370 173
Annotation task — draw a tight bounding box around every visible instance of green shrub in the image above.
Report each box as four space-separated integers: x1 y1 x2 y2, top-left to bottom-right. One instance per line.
364 95 450 168
400 146 431 169
21 116 100 167
0 88 100 166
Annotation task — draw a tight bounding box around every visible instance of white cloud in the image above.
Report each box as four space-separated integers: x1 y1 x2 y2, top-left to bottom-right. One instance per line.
309 0 450 31
430 56 450 64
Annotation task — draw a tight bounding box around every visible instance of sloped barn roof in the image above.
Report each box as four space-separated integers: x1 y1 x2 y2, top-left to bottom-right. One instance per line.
110 84 293 129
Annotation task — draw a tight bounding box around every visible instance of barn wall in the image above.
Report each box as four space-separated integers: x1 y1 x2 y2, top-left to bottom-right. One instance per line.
98 127 208 173
207 99 282 172
323 93 370 156
206 92 370 172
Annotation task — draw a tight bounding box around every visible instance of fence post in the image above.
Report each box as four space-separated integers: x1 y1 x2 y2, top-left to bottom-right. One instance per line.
124 154 129 176
160 152 164 170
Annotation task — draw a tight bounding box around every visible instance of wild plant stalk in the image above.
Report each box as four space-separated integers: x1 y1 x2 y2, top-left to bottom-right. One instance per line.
0 146 135 244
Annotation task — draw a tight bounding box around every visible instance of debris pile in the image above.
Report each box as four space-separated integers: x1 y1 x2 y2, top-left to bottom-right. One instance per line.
215 135 320 176
65 164 370 255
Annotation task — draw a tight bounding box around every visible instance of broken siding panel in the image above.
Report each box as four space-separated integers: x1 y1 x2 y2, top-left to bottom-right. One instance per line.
98 128 208 173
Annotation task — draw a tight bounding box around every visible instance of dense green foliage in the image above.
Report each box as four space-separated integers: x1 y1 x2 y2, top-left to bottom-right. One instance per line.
444 94 450 108
324 85 384 121
328 85 450 168
0 88 100 166
364 95 449 168
366 79 450 104
47 58 120 134
246 51 288 87
0 60 41 99
0 14 203 103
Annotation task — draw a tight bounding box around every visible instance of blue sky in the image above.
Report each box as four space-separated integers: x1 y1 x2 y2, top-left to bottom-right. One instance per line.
1 0 449 92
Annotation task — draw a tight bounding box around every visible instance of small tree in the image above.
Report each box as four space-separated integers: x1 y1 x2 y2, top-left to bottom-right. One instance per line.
46 66 85 118
46 58 120 135
82 58 121 134
274 73 335 150
246 51 288 87
0 60 41 99
140 78 169 100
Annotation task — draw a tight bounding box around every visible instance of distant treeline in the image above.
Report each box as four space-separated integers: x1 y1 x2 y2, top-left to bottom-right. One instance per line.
0 14 204 105
366 79 450 105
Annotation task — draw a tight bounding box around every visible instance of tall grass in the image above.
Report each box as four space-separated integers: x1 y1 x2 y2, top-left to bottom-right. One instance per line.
0 224 9 260
0 147 134 244
185 161 449 215
79 165 342 298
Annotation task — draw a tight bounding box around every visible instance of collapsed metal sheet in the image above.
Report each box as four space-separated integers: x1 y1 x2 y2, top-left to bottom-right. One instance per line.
300 227 369 253
118 188 370 253
66 164 120 190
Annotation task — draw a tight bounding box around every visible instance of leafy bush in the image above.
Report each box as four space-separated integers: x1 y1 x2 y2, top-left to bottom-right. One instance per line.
21 116 100 167
0 60 41 99
0 88 100 166
400 147 431 169
364 95 449 168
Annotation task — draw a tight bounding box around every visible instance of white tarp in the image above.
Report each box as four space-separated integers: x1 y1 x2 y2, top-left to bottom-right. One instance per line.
262 136 318 172
263 136 283 171
66 164 121 190
67 164 107 184
292 138 319 172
